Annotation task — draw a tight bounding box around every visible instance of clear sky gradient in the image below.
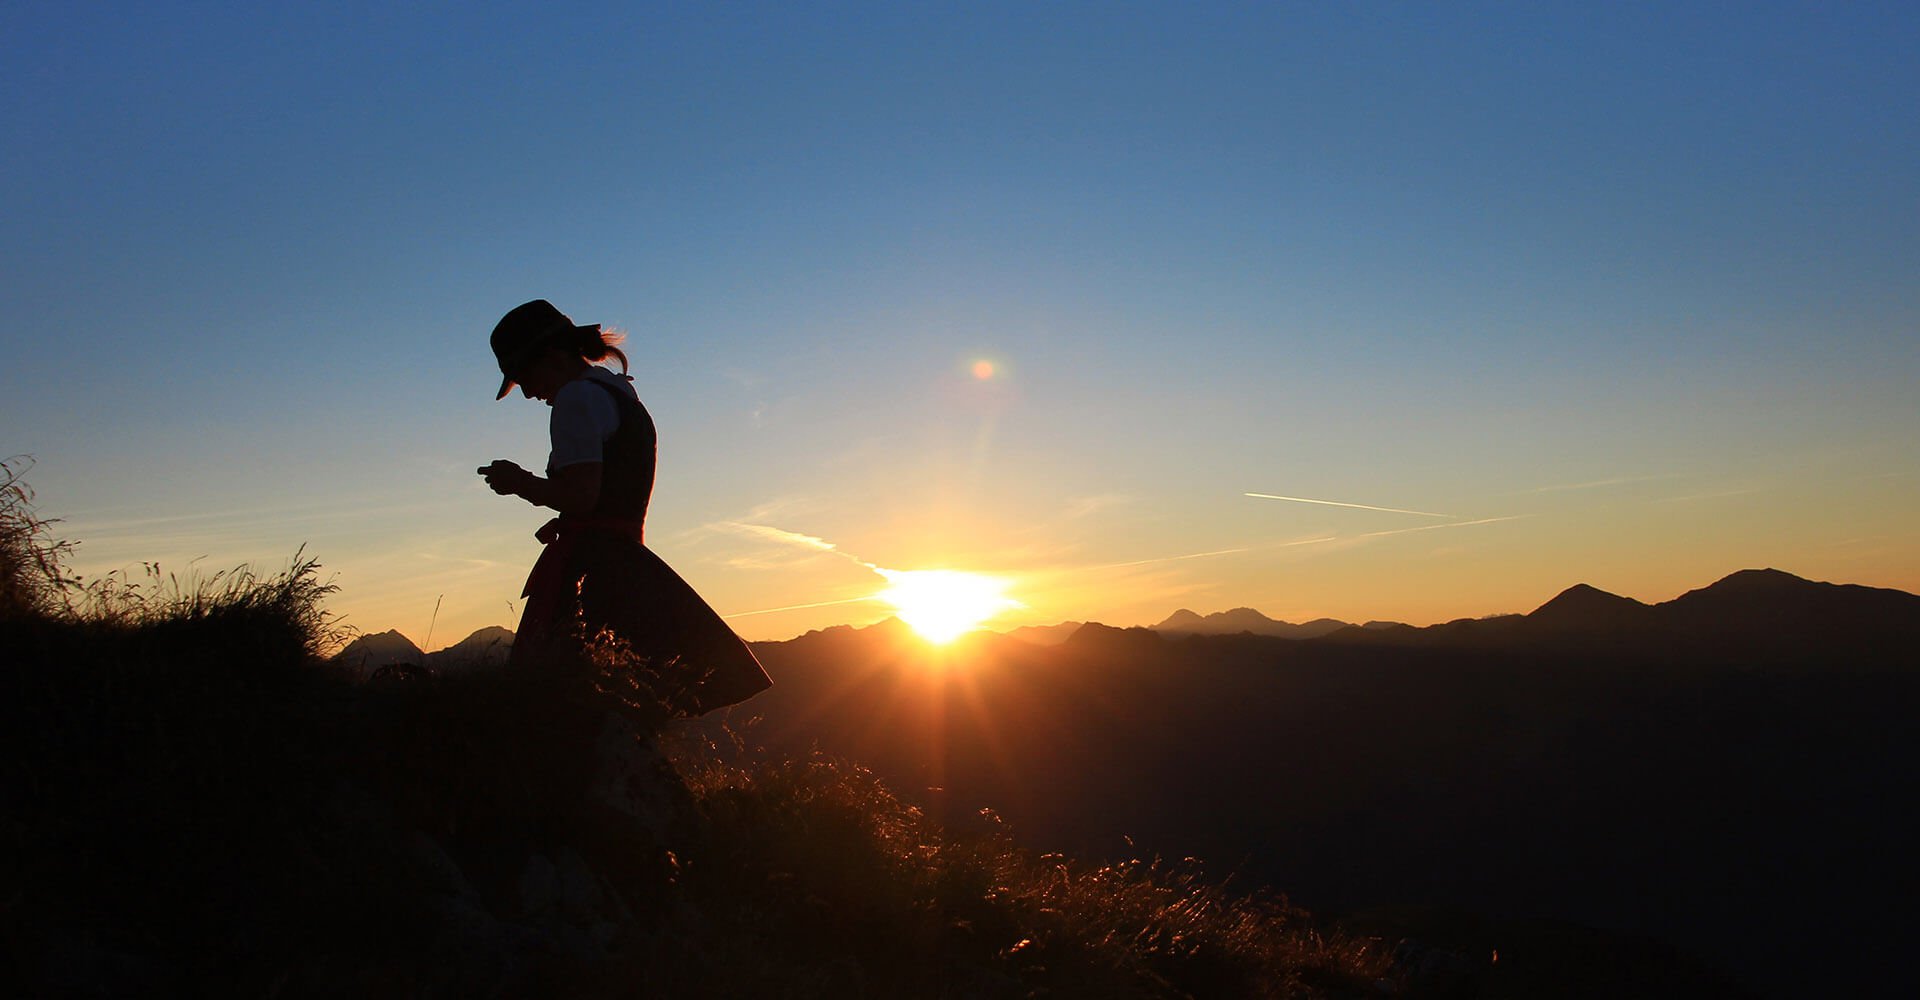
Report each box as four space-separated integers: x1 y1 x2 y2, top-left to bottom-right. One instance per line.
6 2 1916 646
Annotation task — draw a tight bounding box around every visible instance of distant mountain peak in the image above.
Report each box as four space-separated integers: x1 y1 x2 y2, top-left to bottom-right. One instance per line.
1003 621 1087 646
1700 568 1811 592
1066 622 1165 648
426 626 515 671
339 628 420 650
1530 583 1649 624
441 624 513 649
1152 607 1350 639
1667 569 1827 611
1155 608 1271 631
331 629 425 673
1156 609 1207 629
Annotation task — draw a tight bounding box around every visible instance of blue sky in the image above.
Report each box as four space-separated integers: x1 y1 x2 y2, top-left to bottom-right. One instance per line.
5 2 1916 644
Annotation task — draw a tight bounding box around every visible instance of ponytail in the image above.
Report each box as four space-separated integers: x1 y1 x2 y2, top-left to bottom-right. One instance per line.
577 324 630 373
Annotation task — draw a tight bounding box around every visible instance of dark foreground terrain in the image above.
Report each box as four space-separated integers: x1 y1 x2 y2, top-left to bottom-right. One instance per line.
732 571 1919 998
1 561 1392 998
5 459 1899 995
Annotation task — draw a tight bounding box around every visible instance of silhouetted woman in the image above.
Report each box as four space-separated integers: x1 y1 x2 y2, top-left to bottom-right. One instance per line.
479 299 770 714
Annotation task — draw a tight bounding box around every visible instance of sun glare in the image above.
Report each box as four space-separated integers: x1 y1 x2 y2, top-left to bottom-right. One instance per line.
876 569 1022 644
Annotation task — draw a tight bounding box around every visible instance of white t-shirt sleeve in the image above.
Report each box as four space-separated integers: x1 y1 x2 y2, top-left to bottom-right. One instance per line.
547 377 622 470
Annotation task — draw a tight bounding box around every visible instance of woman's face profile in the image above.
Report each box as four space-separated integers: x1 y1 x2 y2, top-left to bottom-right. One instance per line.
515 346 576 404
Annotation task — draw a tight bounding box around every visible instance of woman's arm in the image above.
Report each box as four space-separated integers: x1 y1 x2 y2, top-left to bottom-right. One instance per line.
479 461 602 516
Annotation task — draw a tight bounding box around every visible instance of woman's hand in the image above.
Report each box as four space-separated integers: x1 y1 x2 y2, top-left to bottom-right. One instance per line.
478 460 533 497
478 460 599 514
534 517 562 544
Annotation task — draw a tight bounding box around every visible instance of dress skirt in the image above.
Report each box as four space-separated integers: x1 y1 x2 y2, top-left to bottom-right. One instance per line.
513 527 772 715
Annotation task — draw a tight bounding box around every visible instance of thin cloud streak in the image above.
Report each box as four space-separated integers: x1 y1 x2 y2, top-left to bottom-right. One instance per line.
1087 535 1341 571
1093 546 1259 570
721 522 840 552
1351 514 1531 540
723 594 881 619
715 521 879 570
67 499 446 536
1655 489 1760 504
1063 493 1134 520
1244 493 1454 518
1507 473 1681 495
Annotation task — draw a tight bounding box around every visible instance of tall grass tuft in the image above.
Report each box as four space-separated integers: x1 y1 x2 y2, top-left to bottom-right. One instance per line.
0 456 78 620
1 455 348 656
65 547 352 659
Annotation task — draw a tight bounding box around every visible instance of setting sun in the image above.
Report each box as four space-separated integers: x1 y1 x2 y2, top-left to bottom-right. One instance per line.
875 569 1022 643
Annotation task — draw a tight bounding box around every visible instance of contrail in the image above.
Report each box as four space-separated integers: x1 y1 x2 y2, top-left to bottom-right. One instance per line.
1244 493 1453 518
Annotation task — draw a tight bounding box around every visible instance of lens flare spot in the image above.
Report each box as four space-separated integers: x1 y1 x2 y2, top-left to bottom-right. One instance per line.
971 360 997 380
876 569 1022 644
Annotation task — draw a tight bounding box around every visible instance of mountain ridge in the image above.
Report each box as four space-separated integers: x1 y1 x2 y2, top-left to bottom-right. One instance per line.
739 568 1919 667
358 569 1918 659
331 625 515 676
727 566 1920 998
1150 606 1358 639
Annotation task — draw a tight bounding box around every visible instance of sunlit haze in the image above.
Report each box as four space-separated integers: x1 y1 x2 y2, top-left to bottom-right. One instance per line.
4 4 1915 648
875 569 1023 644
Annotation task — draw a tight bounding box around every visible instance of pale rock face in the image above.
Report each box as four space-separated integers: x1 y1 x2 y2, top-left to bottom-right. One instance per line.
587 712 692 842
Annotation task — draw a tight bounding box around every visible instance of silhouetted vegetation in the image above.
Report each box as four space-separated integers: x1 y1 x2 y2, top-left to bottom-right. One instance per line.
669 741 1384 998
1 477 1392 997
1 456 78 620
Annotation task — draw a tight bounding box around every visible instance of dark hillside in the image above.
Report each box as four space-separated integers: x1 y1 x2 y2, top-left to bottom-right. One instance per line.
1655 569 1920 659
1 499 1390 997
1313 569 1920 664
737 574 1920 998
2 613 1392 997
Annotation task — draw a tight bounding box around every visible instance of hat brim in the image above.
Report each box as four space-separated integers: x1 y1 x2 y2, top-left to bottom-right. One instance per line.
489 321 597 400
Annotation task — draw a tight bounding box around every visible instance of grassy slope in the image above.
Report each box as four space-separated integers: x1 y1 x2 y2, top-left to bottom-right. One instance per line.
1 491 1390 997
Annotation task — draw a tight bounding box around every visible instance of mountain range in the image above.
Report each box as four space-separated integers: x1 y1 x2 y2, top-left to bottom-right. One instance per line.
1296 567 1920 663
717 568 1918 998
331 568 1917 994
1019 567 1917 665
356 568 1919 667
330 625 514 677
1149 606 1358 638
992 567 1915 665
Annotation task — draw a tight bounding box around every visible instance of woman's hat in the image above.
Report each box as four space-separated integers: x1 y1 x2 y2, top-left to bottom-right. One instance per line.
490 299 596 399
